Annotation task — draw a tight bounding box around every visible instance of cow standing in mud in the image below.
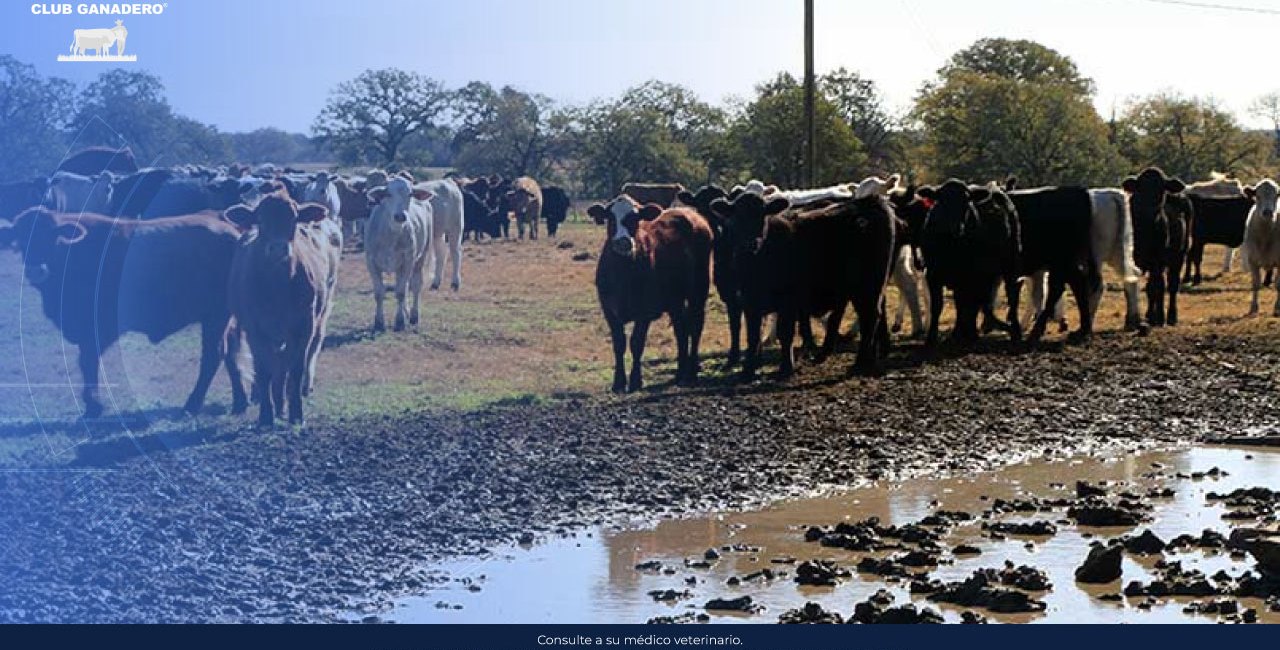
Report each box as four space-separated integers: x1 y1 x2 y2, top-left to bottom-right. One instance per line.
589 196 713 392
1123 168 1192 327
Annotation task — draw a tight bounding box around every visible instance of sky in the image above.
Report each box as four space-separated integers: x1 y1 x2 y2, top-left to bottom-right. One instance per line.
7 0 1280 133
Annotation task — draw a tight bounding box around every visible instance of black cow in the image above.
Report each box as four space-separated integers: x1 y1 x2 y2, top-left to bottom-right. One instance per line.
56 146 138 176
108 168 176 218
0 178 50 222
679 185 747 367
461 188 504 241
141 177 248 219
1005 185 1101 343
708 191 896 378
1184 194 1252 285
0 208 249 419
917 181 1021 346
1123 167 1192 327
542 186 572 236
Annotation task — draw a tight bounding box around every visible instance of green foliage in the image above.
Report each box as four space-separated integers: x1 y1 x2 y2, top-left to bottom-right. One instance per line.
0 56 75 179
821 67 898 172
1116 92 1265 180
313 68 447 166
451 83 574 179
730 73 866 188
913 38 1125 186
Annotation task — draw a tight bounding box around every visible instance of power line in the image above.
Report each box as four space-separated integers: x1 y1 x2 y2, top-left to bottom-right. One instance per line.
1140 0 1280 15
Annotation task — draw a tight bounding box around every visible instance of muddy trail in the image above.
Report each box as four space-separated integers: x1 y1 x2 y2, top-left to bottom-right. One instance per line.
0 330 1277 622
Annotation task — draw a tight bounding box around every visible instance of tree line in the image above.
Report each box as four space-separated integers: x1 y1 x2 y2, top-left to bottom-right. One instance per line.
5 37 1280 198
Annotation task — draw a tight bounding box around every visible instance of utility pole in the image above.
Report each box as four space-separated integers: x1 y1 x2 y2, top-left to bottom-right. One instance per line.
804 0 816 187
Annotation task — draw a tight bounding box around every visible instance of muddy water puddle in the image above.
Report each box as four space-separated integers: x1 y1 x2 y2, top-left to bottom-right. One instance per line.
394 446 1279 623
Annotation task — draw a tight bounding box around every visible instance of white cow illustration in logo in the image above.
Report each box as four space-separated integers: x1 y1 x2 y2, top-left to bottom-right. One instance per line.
70 20 128 57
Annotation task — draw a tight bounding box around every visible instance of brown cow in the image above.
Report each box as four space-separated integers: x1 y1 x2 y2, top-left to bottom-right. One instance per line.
507 177 543 240
622 183 687 209
0 207 248 419
225 193 338 427
588 196 713 392
56 146 139 176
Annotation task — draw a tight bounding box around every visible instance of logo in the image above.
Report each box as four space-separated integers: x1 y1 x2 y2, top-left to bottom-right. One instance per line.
57 19 133 61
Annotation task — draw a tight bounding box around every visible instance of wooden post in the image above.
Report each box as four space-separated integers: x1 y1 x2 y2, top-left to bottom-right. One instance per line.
804 0 816 187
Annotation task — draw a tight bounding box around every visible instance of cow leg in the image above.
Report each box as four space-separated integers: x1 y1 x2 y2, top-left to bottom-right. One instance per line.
271 351 286 419
1265 268 1275 288
687 298 707 382
1273 270 1280 316
1028 274 1066 344
393 269 410 331
531 216 539 241
724 301 742 369
1146 269 1166 327
249 334 275 427
517 217 526 241
1223 247 1235 275
224 323 249 415
1066 268 1095 344
287 343 307 426
776 311 796 378
1122 275 1142 331
77 345 104 420
429 233 446 291
450 231 463 291
742 311 763 380
670 309 690 385
368 262 387 333
897 260 925 339
1167 257 1183 326
925 276 945 348
1004 275 1024 343
819 303 846 362
851 293 882 376
407 253 427 329
183 319 225 415
1249 265 1262 316
608 320 627 393
627 320 650 392
798 314 819 359
1182 243 1197 284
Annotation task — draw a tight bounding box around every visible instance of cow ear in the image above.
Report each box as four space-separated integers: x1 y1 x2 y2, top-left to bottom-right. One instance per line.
1004 176 1018 192
412 189 434 202
56 222 87 245
223 205 257 228
1165 178 1186 194
587 204 609 225
886 174 901 191
676 190 695 206
1121 177 1138 194
638 204 663 222
297 203 329 223
727 188 744 201
1245 186 1257 200
366 187 387 205
710 198 734 220
765 197 791 216
916 186 936 200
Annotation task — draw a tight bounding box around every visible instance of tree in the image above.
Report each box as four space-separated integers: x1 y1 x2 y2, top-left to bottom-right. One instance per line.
912 38 1125 186
313 69 447 166
1116 93 1263 180
226 127 299 164
1249 91 1280 158
71 69 228 165
821 68 898 171
450 83 574 178
731 73 866 189
0 55 75 178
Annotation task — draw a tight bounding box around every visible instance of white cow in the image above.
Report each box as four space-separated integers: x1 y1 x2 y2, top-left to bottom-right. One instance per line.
71 21 126 57
414 179 466 291
1242 179 1280 316
364 177 434 332
303 172 343 224
1029 188 1141 330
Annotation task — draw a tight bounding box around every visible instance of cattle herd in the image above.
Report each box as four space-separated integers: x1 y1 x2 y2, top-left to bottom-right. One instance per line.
1 144 1279 425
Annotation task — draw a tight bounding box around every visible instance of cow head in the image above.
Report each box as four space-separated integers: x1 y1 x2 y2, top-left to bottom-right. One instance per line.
587 196 662 258
1246 179 1279 222
0 208 86 285
708 191 791 255
677 186 729 231
1122 167 1185 227
224 194 329 262
853 174 901 199
463 189 504 239
917 179 989 240
367 178 433 225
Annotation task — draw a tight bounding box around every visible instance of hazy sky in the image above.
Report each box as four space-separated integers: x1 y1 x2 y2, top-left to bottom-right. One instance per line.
8 0 1280 133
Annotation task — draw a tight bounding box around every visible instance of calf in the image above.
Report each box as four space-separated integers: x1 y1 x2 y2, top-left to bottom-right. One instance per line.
416 179 466 291
364 177 435 332
0 208 248 419
588 197 713 391
542 185 572 236
507 177 543 240
917 181 1020 346
225 194 338 427
621 183 686 209
1004 185 1101 343
708 191 895 377
56 146 138 176
1183 194 1251 285
1123 167 1192 327
1242 179 1280 316
678 185 743 367
45 172 113 215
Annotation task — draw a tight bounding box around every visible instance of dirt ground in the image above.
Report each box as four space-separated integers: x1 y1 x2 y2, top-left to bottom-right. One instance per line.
0 218 1278 622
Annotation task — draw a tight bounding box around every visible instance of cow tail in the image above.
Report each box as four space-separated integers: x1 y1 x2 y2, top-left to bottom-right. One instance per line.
1114 191 1140 284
